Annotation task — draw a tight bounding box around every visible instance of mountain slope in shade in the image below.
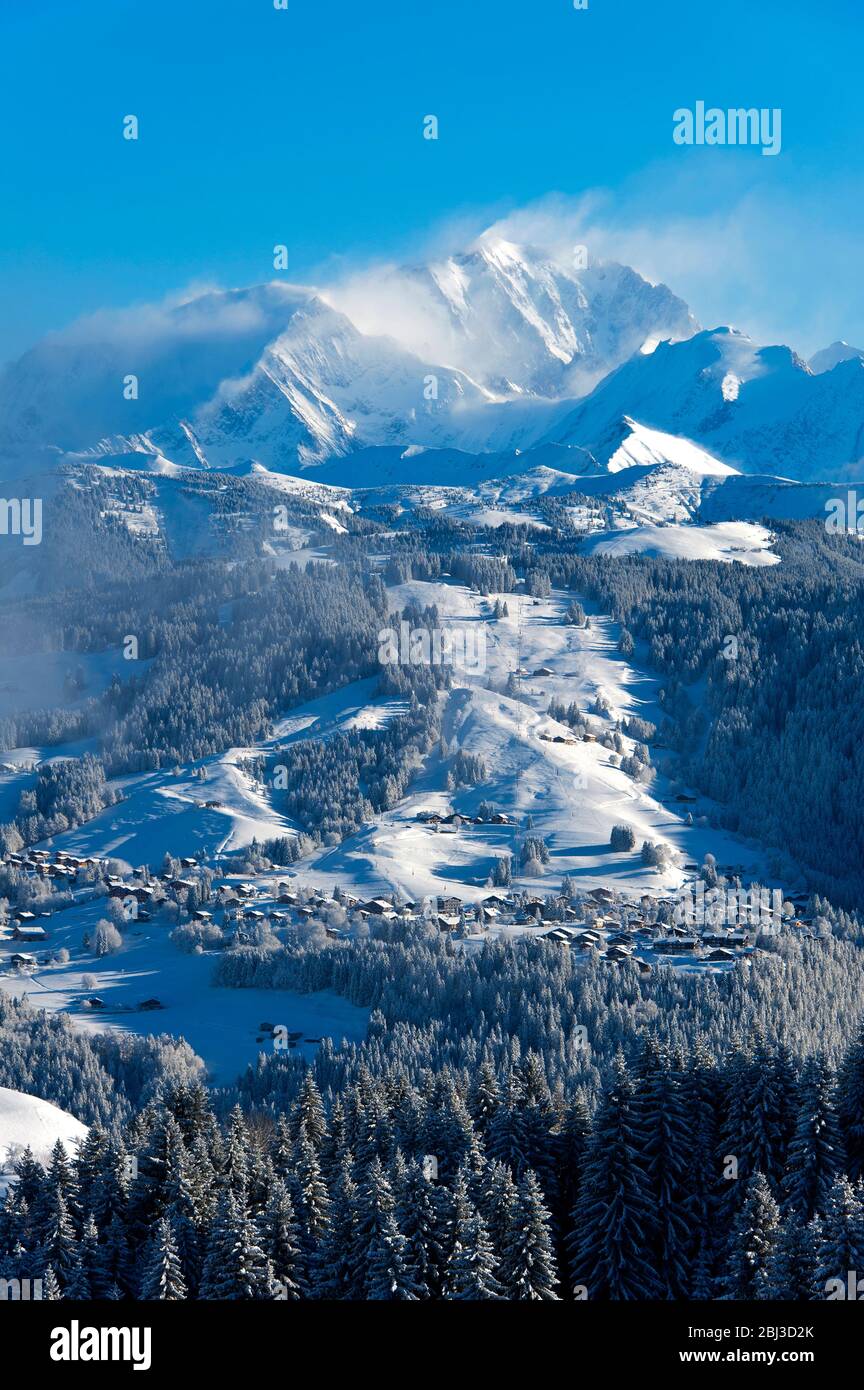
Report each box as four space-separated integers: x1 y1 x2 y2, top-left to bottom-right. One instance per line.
145 303 502 471
545 328 864 482
0 284 315 464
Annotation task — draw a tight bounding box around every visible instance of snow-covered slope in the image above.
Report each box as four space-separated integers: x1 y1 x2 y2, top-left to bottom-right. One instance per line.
0 1088 88 1174
581 520 779 565
545 328 864 482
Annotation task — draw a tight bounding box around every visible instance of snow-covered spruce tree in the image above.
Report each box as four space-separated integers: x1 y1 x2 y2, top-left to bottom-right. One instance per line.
260 1178 307 1300
292 1071 329 1153
140 1217 188 1301
313 1155 362 1300
498 1169 559 1300
569 1055 660 1300
199 1190 273 1301
813 1175 864 1296
290 1131 332 1253
37 1189 82 1297
720 1173 781 1301
632 1038 694 1299
782 1053 844 1221
394 1157 445 1298
837 1022 864 1181
444 1172 501 1301
756 1215 820 1300
161 1136 203 1296
355 1157 419 1301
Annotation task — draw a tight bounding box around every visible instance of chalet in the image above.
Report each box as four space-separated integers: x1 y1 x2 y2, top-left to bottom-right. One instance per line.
192 910 213 923
48 864 76 880
243 909 266 922
111 884 153 904
541 928 573 946
13 909 37 923
13 923 47 943
532 666 554 677
588 888 614 904
437 915 461 932
9 953 36 968
86 997 105 1010
364 898 397 917
708 947 735 962
605 944 633 961
180 857 198 869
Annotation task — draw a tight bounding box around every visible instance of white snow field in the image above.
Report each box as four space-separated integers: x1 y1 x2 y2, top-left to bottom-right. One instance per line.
0 1087 88 1186
582 520 779 565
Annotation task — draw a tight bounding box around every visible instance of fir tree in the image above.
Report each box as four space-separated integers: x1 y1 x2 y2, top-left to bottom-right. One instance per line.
782 1054 843 1220
140 1217 188 1301
499 1169 559 1300
721 1173 781 1300
570 1056 660 1300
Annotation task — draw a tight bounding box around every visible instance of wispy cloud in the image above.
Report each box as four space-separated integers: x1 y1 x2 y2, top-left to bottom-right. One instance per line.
322 161 864 361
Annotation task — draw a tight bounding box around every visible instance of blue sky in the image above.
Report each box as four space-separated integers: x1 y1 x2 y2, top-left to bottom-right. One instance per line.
1 0 861 363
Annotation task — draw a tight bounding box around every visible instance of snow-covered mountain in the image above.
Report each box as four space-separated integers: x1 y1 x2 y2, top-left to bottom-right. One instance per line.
0 234 861 485
809 340 864 374
0 237 696 477
371 235 698 398
544 328 864 482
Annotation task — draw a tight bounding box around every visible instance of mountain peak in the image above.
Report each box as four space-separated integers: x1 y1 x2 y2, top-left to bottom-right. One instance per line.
809 340 864 374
